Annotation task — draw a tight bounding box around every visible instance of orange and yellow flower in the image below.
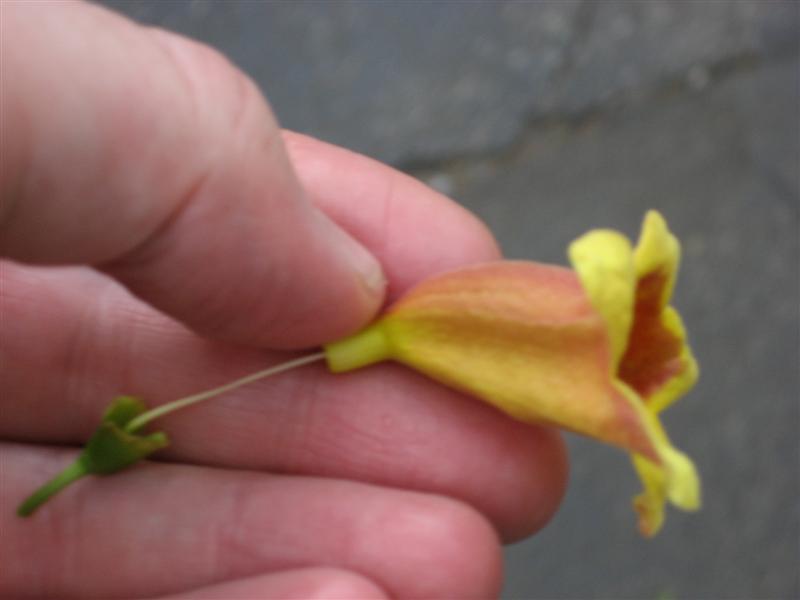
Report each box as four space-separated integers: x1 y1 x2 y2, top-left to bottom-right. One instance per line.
325 211 700 536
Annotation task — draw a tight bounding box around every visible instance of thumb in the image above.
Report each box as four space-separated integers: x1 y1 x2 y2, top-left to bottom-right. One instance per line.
0 2 384 348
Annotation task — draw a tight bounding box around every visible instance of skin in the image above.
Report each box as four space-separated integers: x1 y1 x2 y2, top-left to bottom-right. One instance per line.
0 2 568 598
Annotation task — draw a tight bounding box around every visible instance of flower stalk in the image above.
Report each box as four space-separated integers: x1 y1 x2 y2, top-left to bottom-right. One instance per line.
17 460 89 517
17 354 325 517
123 353 325 432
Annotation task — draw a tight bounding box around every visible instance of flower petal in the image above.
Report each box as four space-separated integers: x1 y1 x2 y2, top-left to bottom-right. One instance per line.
621 211 699 412
630 426 701 537
633 210 680 303
631 453 667 536
570 212 701 533
568 230 635 367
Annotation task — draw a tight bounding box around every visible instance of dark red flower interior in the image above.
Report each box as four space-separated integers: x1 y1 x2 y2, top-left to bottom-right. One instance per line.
618 269 684 402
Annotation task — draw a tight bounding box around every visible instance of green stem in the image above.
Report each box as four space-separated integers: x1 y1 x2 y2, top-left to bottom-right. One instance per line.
124 352 326 433
17 459 89 517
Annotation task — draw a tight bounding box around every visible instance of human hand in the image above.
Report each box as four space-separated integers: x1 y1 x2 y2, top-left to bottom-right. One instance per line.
0 2 567 598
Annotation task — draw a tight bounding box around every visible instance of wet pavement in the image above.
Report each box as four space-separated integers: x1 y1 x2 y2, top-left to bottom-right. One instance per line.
103 2 800 598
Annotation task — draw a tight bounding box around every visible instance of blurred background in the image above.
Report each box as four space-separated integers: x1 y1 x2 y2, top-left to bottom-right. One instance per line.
102 2 799 598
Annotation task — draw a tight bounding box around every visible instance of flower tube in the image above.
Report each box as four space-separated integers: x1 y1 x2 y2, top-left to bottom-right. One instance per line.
325 211 700 536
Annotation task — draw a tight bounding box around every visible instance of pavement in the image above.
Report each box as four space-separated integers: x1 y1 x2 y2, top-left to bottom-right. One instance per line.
102 2 800 598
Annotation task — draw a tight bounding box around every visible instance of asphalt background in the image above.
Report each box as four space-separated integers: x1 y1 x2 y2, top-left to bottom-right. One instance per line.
102 2 799 599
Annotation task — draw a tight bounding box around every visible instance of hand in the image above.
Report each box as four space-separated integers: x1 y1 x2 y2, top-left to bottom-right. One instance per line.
0 2 567 598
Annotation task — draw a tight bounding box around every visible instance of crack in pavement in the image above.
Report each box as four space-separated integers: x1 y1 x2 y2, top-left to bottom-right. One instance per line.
399 50 785 178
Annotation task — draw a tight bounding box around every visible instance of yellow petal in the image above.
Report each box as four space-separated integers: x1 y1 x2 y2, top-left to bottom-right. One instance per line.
631 427 701 537
645 306 699 414
568 230 636 367
571 212 701 534
632 453 667 537
621 211 699 412
633 210 680 305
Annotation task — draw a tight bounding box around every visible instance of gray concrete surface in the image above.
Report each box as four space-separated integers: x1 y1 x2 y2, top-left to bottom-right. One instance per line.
103 2 799 598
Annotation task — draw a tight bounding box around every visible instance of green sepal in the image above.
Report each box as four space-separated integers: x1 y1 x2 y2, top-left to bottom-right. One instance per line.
104 395 150 429
16 396 169 517
80 396 169 474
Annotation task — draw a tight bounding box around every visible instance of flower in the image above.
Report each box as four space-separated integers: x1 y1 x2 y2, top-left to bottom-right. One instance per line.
324 211 700 536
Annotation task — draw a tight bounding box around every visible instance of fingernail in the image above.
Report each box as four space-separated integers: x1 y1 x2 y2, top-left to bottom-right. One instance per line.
344 233 387 297
329 221 386 299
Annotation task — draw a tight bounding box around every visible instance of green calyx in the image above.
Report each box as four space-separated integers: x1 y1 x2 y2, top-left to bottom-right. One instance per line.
82 396 169 474
17 396 168 517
